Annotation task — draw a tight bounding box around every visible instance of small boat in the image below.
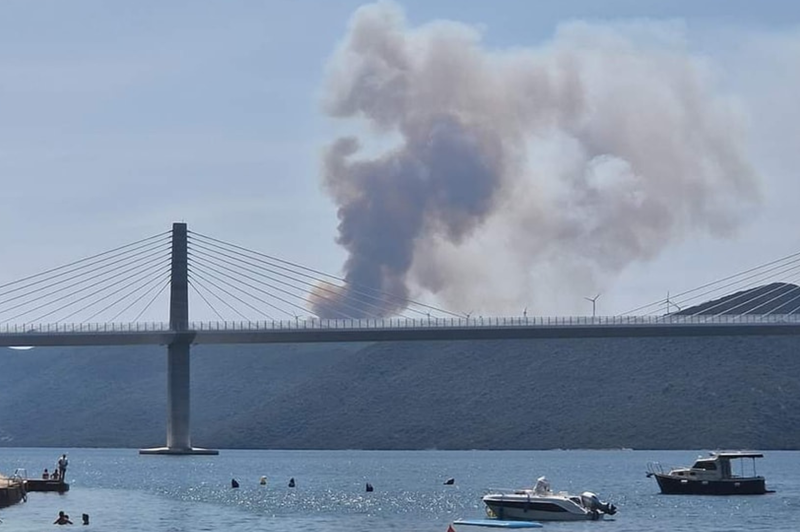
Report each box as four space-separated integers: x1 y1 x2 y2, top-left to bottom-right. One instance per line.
646 451 771 495
0 472 26 508
449 518 542 530
482 477 617 522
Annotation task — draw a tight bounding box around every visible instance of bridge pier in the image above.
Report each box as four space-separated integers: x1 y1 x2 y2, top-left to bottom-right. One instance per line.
140 222 217 456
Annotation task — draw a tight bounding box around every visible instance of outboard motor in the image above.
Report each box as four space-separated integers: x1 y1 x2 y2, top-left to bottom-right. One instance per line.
580 492 617 519
599 500 617 516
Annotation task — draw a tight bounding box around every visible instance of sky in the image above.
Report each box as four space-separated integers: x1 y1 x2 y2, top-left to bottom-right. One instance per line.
1 0 799 322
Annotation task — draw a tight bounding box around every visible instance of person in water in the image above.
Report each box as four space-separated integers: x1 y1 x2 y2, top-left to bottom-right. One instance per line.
54 511 73 525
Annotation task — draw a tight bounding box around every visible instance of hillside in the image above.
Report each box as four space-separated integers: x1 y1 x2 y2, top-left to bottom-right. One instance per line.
1 335 798 449
676 282 800 315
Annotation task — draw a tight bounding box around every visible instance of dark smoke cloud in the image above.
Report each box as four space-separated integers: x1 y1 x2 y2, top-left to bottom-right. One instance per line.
313 2 761 318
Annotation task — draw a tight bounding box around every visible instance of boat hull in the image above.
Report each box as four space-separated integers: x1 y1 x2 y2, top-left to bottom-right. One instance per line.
483 498 597 522
653 474 766 495
0 481 25 508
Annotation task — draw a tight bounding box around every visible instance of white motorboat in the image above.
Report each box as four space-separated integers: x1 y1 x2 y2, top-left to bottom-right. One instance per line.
482 477 617 522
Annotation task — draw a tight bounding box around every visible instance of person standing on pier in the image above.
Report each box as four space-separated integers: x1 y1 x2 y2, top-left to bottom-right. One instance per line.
57 454 68 482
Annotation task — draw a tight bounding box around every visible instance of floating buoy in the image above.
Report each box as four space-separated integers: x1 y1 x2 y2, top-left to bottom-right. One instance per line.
444 478 455 485
366 482 374 492
288 477 296 488
259 476 267 485
231 478 239 488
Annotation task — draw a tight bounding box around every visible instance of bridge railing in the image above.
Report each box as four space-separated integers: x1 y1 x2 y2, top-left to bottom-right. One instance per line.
1 313 800 335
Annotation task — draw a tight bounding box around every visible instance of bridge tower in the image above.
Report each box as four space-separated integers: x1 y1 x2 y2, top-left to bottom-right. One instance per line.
140 222 218 455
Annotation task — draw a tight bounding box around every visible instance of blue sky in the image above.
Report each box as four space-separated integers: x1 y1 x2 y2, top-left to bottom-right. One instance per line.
1 1 799 320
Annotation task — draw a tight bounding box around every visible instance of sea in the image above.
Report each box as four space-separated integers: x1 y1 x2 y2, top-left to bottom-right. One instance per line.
1 448 798 532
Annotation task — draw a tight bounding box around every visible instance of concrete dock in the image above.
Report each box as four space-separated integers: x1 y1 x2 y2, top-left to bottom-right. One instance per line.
24 478 69 493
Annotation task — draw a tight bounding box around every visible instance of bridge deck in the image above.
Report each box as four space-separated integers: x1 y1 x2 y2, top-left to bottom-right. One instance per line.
1 316 799 346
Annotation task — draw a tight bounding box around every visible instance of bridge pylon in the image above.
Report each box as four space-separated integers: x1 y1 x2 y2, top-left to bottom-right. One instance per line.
140 222 218 455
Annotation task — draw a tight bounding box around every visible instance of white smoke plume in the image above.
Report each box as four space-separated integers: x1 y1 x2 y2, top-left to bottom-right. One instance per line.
314 1 761 318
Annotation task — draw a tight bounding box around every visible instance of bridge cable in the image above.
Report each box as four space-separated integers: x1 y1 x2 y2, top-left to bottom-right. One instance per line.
189 233 451 319
57 261 170 324
740 279 800 316
0 237 171 306
190 231 456 319
80 269 173 324
189 261 297 320
668 260 800 317
188 237 383 319
110 271 173 323
189 255 324 320
622 250 800 316
0 232 170 298
0 249 171 323
188 278 226 321
132 276 171 323
188 244 365 320
699 272 800 318
189 231 461 318
187 267 269 321
21 255 172 325
189 273 269 321
189 240 434 321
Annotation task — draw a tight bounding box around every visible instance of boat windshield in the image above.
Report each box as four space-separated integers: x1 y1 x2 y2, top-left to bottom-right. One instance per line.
730 457 759 478
691 460 717 470
698 454 761 478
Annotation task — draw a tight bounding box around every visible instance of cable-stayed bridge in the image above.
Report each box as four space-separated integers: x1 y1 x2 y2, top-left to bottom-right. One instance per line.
2 222 799 454
2 224 800 345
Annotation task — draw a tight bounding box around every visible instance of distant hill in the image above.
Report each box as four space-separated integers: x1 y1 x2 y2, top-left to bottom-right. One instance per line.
676 282 800 315
1 334 798 450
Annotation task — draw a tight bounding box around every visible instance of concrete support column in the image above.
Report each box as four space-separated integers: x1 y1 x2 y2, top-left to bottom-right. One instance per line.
166 340 191 450
140 222 217 455
169 222 189 333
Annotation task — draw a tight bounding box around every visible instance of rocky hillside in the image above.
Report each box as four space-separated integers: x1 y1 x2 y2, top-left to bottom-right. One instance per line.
1 335 798 450
675 282 800 315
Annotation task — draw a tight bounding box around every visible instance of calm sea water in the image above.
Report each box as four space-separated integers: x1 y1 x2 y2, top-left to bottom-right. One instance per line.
1 449 798 531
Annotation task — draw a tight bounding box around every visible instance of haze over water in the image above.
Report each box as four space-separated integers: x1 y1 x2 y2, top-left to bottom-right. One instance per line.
1 448 798 531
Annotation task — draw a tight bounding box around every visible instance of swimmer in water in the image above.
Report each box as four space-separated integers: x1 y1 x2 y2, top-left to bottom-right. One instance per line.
54 511 73 525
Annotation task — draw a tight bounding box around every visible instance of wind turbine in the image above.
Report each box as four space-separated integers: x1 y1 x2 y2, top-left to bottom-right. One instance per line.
585 293 601 318
665 292 682 314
